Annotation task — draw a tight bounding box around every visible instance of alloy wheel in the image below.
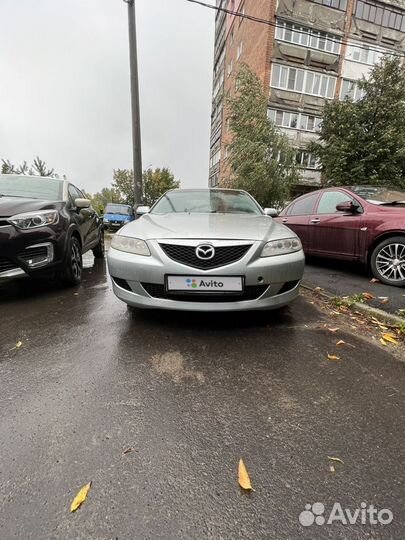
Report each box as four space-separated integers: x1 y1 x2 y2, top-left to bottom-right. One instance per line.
376 242 405 282
71 241 82 281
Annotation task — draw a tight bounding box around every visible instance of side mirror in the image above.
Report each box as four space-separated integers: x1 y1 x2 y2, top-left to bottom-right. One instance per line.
336 201 359 213
264 208 279 217
136 205 150 216
75 198 91 209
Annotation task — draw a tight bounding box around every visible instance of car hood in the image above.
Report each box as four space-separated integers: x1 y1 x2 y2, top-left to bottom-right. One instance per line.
0 197 59 216
119 213 295 242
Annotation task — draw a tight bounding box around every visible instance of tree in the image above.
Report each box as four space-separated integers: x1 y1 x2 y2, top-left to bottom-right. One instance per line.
1 159 16 174
88 187 124 214
32 156 55 177
310 56 405 188
142 167 180 206
113 167 180 206
226 65 299 208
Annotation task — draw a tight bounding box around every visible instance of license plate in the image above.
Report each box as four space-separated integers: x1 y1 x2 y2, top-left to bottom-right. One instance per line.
166 275 243 292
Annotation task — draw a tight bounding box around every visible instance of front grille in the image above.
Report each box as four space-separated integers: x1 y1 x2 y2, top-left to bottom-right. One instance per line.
18 246 49 263
112 276 132 292
141 283 268 303
159 243 252 270
0 218 10 227
0 257 17 273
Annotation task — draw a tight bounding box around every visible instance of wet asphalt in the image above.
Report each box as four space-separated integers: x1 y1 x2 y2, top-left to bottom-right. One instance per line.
0 252 404 540
304 257 405 316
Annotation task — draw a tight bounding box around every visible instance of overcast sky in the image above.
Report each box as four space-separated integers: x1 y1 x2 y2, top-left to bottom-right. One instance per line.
0 0 214 193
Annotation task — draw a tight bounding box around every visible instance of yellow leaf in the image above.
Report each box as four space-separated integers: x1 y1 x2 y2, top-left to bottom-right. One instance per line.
15 341 22 349
328 328 339 333
382 333 398 345
238 459 253 491
327 456 344 464
327 353 340 361
70 482 92 512
336 340 345 346
380 338 387 346
362 292 374 301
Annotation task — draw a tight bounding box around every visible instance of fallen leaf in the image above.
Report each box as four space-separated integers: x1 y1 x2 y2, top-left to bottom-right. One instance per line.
329 464 335 473
370 278 380 283
327 353 341 361
238 459 253 491
327 456 344 464
378 325 389 331
336 340 345 346
70 482 92 513
123 447 134 455
362 292 375 301
328 328 339 333
313 287 323 293
382 333 398 345
380 338 387 346
15 341 22 349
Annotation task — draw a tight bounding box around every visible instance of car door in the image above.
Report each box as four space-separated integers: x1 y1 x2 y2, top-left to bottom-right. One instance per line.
309 190 363 260
68 184 96 250
279 192 320 253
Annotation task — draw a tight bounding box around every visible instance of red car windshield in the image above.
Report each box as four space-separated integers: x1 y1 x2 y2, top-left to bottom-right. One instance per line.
350 186 405 205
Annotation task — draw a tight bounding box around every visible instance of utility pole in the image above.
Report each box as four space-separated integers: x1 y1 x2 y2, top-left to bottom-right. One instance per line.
124 0 143 206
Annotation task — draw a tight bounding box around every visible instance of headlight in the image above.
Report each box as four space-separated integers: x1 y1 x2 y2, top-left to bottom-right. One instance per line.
261 237 302 257
103 217 109 222
111 235 150 256
8 210 59 230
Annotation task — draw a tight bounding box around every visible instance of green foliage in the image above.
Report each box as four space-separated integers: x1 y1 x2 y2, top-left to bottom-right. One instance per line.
142 167 180 206
113 167 180 206
1 159 16 174
1 157 56 177
226 65 299 208
311 56 405 188
88 187 124 215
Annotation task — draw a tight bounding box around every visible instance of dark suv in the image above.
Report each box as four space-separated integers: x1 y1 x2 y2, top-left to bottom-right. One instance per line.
0 174 104 285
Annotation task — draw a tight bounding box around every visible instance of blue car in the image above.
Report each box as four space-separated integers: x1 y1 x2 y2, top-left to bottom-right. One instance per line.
103 203 135 230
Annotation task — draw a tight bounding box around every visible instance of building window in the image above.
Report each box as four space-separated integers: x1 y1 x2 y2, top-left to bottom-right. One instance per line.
340 79 366 101
209 148 221 169
268 109 322 132
355 0 405 31
345 42 385 65
309 0 347 11
271 64 336 98
295 150 320 169
237 41 243 60
275 20 340 54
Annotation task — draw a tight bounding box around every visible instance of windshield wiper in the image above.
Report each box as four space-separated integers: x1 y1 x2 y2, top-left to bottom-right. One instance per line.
0 193 26 198
379 200 405 205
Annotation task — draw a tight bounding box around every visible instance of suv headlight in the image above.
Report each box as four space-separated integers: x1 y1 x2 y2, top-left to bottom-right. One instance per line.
261 237 302 257
8 210 59 230
111 235 150 256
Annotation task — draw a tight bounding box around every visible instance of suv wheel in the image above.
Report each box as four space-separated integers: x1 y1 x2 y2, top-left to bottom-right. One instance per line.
92 231 105 259
370 236 405 287
61 236 83 286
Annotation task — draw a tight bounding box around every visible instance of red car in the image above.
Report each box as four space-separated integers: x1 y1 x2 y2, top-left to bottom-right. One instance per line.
275 186 405 287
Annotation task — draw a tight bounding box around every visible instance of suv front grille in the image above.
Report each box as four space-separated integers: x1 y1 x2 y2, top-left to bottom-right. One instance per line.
141 283 268 302
159 243 252 270
0 257 18 273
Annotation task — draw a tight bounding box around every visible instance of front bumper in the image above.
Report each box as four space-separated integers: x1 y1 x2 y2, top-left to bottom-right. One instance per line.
107 239 305 312
0 223 65 280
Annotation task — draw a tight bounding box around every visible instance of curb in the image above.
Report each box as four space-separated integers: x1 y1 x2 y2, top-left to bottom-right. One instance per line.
301 283 405 326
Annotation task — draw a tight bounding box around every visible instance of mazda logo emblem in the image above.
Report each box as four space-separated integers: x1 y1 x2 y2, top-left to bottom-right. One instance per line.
195 244 215 260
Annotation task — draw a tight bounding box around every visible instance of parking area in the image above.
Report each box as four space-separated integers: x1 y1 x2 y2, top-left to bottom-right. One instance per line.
0 251 404 540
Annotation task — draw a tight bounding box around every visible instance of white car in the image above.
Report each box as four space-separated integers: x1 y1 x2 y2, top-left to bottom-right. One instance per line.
107 189 305 311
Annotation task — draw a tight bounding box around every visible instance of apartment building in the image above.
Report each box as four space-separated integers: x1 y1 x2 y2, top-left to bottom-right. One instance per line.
208 0 405 193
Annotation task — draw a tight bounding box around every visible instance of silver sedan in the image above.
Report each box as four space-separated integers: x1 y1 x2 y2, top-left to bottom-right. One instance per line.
107 189 305 311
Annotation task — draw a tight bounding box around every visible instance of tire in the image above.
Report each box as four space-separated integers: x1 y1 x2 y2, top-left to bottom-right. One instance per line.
370 236 405 287
92 230 105 259
61 236 83 286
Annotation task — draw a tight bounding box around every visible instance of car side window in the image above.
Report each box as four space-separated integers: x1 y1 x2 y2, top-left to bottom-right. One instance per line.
288 193 319 216
316 191 356 214
68 184 81 205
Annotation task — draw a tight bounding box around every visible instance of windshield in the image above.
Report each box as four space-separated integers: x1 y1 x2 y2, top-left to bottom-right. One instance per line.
151 190 263 215
0 175 63 201
105 204 132 215
350 186 405 205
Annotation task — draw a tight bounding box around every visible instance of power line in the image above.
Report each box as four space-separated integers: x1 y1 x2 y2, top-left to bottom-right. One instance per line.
185 0 405 59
